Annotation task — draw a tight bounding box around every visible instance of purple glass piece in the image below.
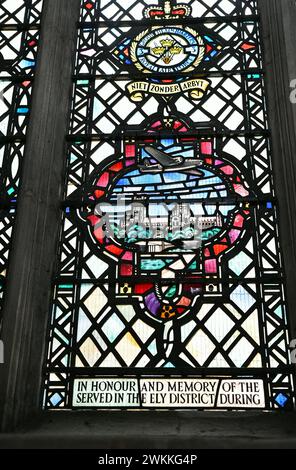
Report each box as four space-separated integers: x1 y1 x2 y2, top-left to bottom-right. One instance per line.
145 292 161 316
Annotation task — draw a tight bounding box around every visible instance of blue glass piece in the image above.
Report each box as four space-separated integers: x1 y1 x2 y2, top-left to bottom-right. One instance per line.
141 259 167 271
131 174 162 185
17 107 29 114
19 59 35 69
164 173 188 183
101 313 125 343
158 183 185 190
248 73 261 79
50 393 62 406
137 47 149 56
117 178 130 185
275 393 288 407
148 340 157 355
161 139 175 147
124 170 140 177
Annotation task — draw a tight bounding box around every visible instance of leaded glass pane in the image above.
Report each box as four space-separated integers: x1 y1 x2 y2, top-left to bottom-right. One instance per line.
43 0 294 411
0 1 43 309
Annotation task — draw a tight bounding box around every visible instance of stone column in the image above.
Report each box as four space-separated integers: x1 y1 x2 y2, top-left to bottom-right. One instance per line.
0 0 81 431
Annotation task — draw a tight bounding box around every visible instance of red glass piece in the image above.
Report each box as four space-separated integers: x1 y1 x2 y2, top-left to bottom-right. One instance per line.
201 141 213 155
213 244 227 255
122 252 133 261
204 248 211 257
176 308 186 314
134 284 154 294
234 214 244 228
106 245 124 256
241 42 256 51
177 296 191 307
171 9 186 16
205 259 217 274
125 144 136 157
120 264 133 276
94 190 104 199
150 11 164 16
233 184 249 197
87 215 100 226
221 165 234 175
93 226 105 244
109 162 123 172
96 173 109 187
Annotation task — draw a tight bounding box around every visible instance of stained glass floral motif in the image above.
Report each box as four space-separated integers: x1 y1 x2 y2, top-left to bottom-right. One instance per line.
43 1 294 410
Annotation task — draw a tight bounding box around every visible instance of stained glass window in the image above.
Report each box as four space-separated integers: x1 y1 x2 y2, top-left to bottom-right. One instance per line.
43 0 294 410
0 0 43 309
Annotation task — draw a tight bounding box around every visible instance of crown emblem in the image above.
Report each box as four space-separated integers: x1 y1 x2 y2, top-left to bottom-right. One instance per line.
144 1 192 19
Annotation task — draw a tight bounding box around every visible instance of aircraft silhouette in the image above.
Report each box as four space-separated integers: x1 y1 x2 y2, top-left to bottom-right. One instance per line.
139 146 203 175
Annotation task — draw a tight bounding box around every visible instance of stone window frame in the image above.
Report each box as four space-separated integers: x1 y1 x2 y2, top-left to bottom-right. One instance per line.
0 0 295 446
